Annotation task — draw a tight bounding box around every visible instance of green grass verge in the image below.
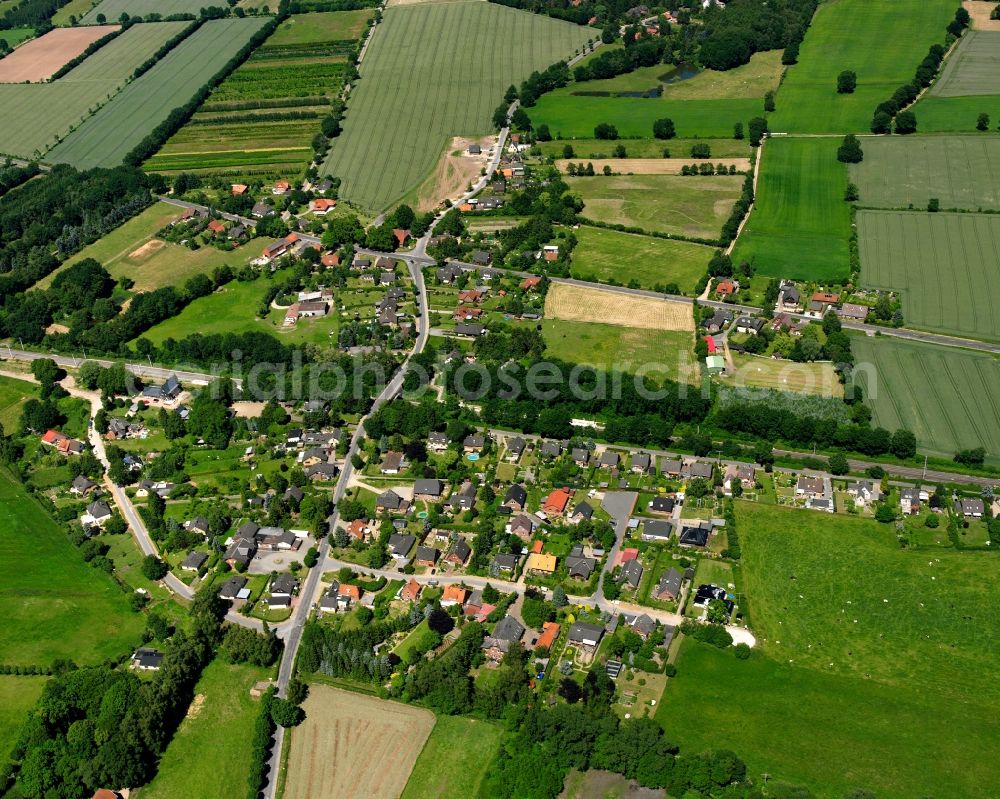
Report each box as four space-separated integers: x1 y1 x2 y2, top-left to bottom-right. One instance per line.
400 715 503 799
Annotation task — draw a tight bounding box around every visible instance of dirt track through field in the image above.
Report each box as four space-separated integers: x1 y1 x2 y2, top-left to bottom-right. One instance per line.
545 283 694 331
0 26 119 83
555 157 750 175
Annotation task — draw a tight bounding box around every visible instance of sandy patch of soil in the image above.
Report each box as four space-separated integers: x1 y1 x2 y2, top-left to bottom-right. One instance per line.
964 0 1000 29
413 135 494 212
185 693 206 720
129 239 165 259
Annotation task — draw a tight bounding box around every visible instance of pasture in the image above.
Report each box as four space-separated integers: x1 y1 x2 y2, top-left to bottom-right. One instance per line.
284 685 434 799
857 210 1000 341
400 716 503 799
139 660 268 799
0 25 118 83
81 0 207 24
48 17 269 169
568 226 714 293
544 282 695 331
849 135 1000 210
0 470 144 666
0 374 36 432
321 0 592 212
731 137 850 281
726 353 842 397
768 0 957 133
851 335 1000 462
0 676 47 762
0 21 188 158
539 137 751 160
569 173 743 240
929 30 1000 96
1 28 34 48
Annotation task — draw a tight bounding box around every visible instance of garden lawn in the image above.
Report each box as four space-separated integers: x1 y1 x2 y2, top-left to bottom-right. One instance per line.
400 716 503 799
0 374 37 432
731 137 850 280
0 471 144 666
569 225 714 293
392 619 437 661
138 659 268 799
851 335 1000 462
768 0 957 133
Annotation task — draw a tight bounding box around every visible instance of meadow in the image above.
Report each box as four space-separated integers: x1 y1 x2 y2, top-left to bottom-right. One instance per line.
857 210 1000 341
48 17 269 170
731 137 851 280
538 137 751 160
400 716 503 799
81 0 207 24
768 0 957 133
0 676 47 763
0 470 144 666
570 173 742 240
928 30 1000 96
322 0 592 212
727 353 842 397
51 0 99 25
911 94 1000 131
568 225 714 293
0 374 36 432
849 134 1000 210
1 27 34 47
0 21 189 158
851 335 1000 462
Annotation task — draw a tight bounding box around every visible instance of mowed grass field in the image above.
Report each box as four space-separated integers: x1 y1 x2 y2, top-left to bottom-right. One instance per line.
851 335 1000 462
0 374 37 432
911 94 1000 132
322 0 592 212
769 0 956 133
849 135 1000 210
732 137 851 280
48 17 269 170
726 353 843 397
568 226 714 294
81 0 206 24
284 685 435 799
857 210 1000 341
928 30 1000 96
138 660 268 799
0 21 188 158
400 716 503 799
0 676 47 762
0 470 144 666
570 174 743 240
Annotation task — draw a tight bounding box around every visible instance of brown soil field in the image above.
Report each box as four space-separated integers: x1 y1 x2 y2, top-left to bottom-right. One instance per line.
964 0 1000 29
129 239 165 259
555 158 750 175
412 135 493 212
0 25 119 83
545 282 694 331
283 685 435 799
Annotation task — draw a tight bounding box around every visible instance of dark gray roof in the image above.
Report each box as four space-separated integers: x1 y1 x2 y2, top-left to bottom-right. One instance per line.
568 622 604 644
447 538 472 562
219 575 248 599
572 501 594 519
388 534 415 556
181 551 208 570
540 441 563 457
689 462 713 479
413 478 444 496
377 489 403 509
679 524 710 547
492 614 525 642
655 568 683 598
132 647 164 669
622 559 643 587
415 545 438 563
642 519 673 539
504 484 527 507
565 552 596 580
271 573 300 595
492 552 519 571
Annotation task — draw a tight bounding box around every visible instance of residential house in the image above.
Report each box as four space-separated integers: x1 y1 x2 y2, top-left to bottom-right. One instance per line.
503 484 527 512
414 546 438 567
734 316 765 335
387 533 416 560
346 519 374 542
955 498 985 518
219 576 249 601
506 436 526 461
427 432 449 452
630 453 651 473
454 323 486 337
376 489 408 513
703 309 733 334
337 583 362 607
483 614 525 661
413 478 444 500
571 447 590 466
599 450 619 470
641 519 674 542
399 579 422 602
207 219 226 237
82 501 112 530
131 647 164 671
565 545 597 581
648 496 674 515
450 481 477 512
535 621 560 651
305 462 338 481
735 464 756 486
688 461 713 480
309 198 337 215
847 480 881 506
520 276 541 291
272 180 290 195
629 613 656 639
463 434 485 452
441 584 468 607
652 568 683 601
542 487 573 516
542 244 559 261
778 283 801 311
568 622 604 649
679 520 713 548
224 535 256 569
180 551 208 572
468 143 482 155
808 291 840 318
492 552 519 573
540 440 563 458
838 302 870 322
569 501 594 524
251 201 273 218
795 476 826 498
270 573 300 599
445 538 472 566
380 450 405 474
70 475 98 496
525 552 557 575
507 513 536 540
715 279 737 298
621 559 643 588
660 459 683 478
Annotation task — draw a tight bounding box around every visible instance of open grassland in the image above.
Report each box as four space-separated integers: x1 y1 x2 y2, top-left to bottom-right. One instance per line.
539 137 751 160
542 319 698 383
732 137 850 280
400 716 503 799
570 173 743 240
285 685 434 799
849 135 1000 210
138 660 267 799
0 25 118 82
48 17 269 169
929 30 1000 96
857 210 1000 341
0 21 188 158
1 27 35 47
545 281 694 331
725 353 842 397
851 335 1000 462
910 93 1000 131
81 0 206 24
0 676 47 762
569 226 712 293
0 374 37 432
0 471 144 666
322 0 592 212
268 8 372 43
769 0 957 133
51 0 99 25
556 157 750 175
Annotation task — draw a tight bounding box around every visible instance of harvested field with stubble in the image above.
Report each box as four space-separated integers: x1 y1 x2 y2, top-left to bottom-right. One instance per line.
284 685 435 799
545 282 694 331
0 25 118 82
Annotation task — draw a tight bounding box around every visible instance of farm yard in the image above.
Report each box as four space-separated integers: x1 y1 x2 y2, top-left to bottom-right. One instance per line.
857 210 1000 341
544 282 695 331
927 30 1000 96
47 17 270 170
146 11 370 182
321 0 592 212
81 0 207 24
568 226 714 294
732 137 850 281
283 685 435 799
0 25 118 82
851 335 1000 462
768 0 957 133
400 716 503 799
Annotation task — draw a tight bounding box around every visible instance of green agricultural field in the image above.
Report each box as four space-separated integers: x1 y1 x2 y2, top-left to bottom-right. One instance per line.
911 94 1000 132
849 135 1000 210
732 137 850 280
322 0 593 212
51 0 99 25
0 21 189 158
0 676 47 762
0 470 144 666
857 210 1000 341
138 660 268 799
48 17 269 170
569 225 714 293
851 335 1000 462
538 137 751 160
81 0 206 24
928 30 1000 96
769 0 956 133
0 374 37 432
400 716 503 799
570 173 743 240
542 319 698 383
